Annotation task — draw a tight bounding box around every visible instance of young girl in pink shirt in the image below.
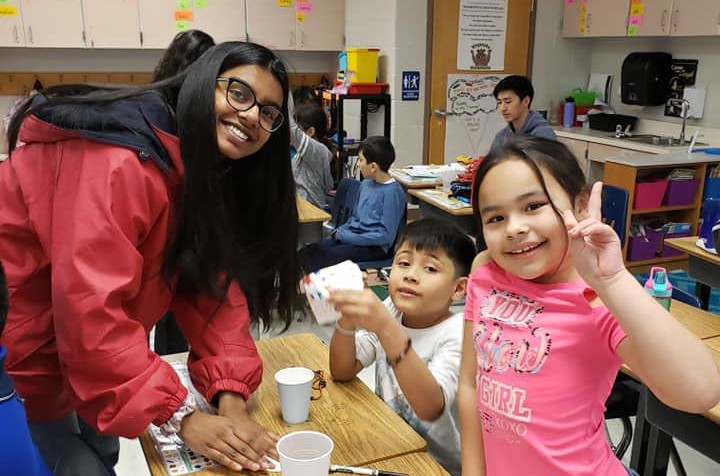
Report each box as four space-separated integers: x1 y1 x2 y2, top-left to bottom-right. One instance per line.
459 135 720 476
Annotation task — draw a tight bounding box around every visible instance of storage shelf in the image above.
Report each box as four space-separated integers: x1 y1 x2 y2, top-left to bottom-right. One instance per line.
624 255 687 267
631 204 697 215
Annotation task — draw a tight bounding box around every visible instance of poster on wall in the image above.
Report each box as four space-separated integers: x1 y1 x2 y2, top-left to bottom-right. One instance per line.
457 0 507 71
665 59 698 118
443 74 506 164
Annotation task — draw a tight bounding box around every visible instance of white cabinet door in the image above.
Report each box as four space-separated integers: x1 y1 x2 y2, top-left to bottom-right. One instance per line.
20 0 85 47
584 0 630 37
0 2 25 46
562 0 585 37
193 0 246 43
296 0 343 50
629 0 673 36
138 0 182 48
83 0 141 48
671 0 720 36
246 0 295 50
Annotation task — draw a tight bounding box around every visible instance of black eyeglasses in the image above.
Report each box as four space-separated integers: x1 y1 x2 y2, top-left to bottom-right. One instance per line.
216 77 284 132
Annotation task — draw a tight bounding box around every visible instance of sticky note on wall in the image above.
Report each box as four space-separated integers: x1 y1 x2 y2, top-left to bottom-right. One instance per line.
0 5 18 16
176 20 190 31
175 10 193 21
278 0 292 6
296 2 313 13
194 0 208 7
177 0 191 10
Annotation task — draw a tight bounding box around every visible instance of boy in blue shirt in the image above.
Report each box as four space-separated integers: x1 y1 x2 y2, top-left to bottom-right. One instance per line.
0 263 52 476
301 136 406 271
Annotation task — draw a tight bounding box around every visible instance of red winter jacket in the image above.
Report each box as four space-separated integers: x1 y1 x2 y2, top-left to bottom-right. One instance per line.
0 111 262 437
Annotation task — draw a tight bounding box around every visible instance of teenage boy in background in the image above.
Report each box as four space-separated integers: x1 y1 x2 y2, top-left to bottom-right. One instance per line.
490 75 556 152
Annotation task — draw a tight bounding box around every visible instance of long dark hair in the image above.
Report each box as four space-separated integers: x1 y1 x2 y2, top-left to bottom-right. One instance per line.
7 42 299 330
472 135 587 237
153 30 215 81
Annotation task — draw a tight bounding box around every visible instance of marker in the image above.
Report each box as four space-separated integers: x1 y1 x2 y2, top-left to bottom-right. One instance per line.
330 464 408 476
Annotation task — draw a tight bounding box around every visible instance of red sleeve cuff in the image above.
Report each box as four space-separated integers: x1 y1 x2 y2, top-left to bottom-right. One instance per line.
151 386 188 426
206 379 253 407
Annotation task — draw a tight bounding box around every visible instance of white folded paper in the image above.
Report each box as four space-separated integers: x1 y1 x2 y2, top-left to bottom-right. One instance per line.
304 260 364 325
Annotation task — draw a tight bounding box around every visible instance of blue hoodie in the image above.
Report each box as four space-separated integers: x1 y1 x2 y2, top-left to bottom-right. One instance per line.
490 110 557 152
0 346 53 476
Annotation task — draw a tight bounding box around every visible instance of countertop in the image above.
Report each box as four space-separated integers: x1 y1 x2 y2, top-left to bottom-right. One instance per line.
553 126 695 154
599 149 720 167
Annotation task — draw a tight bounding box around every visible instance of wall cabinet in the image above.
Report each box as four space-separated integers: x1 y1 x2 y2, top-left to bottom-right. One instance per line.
564 0 720 38
0 2 24 46
140 0 247 49
670 0 720 37
83 0 140 48
246 0 344 51
562 0 629 37
21 0 85 47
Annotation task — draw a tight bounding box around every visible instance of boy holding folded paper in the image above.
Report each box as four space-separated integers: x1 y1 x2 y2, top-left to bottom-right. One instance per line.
328 219 475 476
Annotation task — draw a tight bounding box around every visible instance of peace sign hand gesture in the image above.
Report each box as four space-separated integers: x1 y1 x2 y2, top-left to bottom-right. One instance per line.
562 181 626 289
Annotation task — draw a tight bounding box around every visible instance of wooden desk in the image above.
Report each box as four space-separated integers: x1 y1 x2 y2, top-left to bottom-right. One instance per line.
628 302 720 474
390 168 442 189
409 188 476 236
141 333 426 475
365 451 450 475
297 197 331 244
664 236 720 310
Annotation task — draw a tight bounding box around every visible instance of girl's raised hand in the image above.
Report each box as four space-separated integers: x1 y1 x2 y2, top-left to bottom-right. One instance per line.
562 181 625 288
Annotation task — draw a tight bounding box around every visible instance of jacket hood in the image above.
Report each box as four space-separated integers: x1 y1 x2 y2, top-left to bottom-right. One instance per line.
518 110 548 135
19 92 177 173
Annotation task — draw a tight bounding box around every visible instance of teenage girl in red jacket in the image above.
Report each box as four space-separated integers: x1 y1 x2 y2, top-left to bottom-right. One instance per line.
0 42 298 475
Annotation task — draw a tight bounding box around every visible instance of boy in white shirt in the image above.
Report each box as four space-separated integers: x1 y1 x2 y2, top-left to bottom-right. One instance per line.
328 218 475 476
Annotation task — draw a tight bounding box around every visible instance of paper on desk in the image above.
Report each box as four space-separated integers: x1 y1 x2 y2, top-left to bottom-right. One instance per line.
147 362 219 475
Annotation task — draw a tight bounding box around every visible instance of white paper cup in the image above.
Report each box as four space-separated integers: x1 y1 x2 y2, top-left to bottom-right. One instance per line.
275 367 314 424
277 431 334 476
438 168 459 192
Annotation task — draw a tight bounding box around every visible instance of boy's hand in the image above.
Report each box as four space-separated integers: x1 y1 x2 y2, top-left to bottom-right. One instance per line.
563 181 625 289
329 288 392 334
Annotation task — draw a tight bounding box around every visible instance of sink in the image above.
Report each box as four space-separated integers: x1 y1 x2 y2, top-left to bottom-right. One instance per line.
607 133 707 147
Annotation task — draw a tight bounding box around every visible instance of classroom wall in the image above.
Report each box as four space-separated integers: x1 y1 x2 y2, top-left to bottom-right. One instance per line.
530 0 720 130
0 48 337 153
344 0 429 168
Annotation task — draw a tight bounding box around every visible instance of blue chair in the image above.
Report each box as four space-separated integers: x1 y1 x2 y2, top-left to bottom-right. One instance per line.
323 178 361 238
601 184 629 247
671 287 703 308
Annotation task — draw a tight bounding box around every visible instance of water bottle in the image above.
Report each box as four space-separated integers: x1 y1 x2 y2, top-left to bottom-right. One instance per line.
644 266 672 310
562 96 575 128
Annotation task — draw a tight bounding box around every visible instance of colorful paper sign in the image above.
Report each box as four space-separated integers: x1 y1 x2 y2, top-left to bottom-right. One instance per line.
194 0 208 7
278 0 292 6
174 10 193 21
0 5 17 16
296 2 313 13
627 25 639 36
628 14 644 26
296 12 305 22
630 4 645 15
177 0 190 10
176 20 190 31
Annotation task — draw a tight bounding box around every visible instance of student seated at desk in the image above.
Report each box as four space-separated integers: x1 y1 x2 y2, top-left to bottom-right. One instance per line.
300 136 406 271
490 75 556 152
328 219 476 476
290 101 333 209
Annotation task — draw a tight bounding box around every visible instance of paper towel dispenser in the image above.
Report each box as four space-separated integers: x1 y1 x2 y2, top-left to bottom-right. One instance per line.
621 52 672 106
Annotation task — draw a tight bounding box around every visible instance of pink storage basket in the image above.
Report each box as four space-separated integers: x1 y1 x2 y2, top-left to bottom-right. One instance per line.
633 180 668 210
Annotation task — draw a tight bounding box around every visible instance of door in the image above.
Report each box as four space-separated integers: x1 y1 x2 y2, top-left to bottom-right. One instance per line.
138 0 182 48
584 0 630 37
0 2 24 46
20 0 85 47
671 0 720 36
296 0 344 51
427 0 533 165
246 0 295 50
83 0 141 48
193 0 246 43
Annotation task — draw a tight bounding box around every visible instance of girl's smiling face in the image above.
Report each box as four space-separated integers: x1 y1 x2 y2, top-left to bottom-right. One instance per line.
478 158 581 284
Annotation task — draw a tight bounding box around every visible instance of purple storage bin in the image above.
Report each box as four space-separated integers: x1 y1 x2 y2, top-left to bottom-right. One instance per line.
661 231 692 257
627 227 663 262
662 179 699 206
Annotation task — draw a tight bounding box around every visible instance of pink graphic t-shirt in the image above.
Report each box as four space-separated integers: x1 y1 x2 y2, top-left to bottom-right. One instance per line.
464 261 628 476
